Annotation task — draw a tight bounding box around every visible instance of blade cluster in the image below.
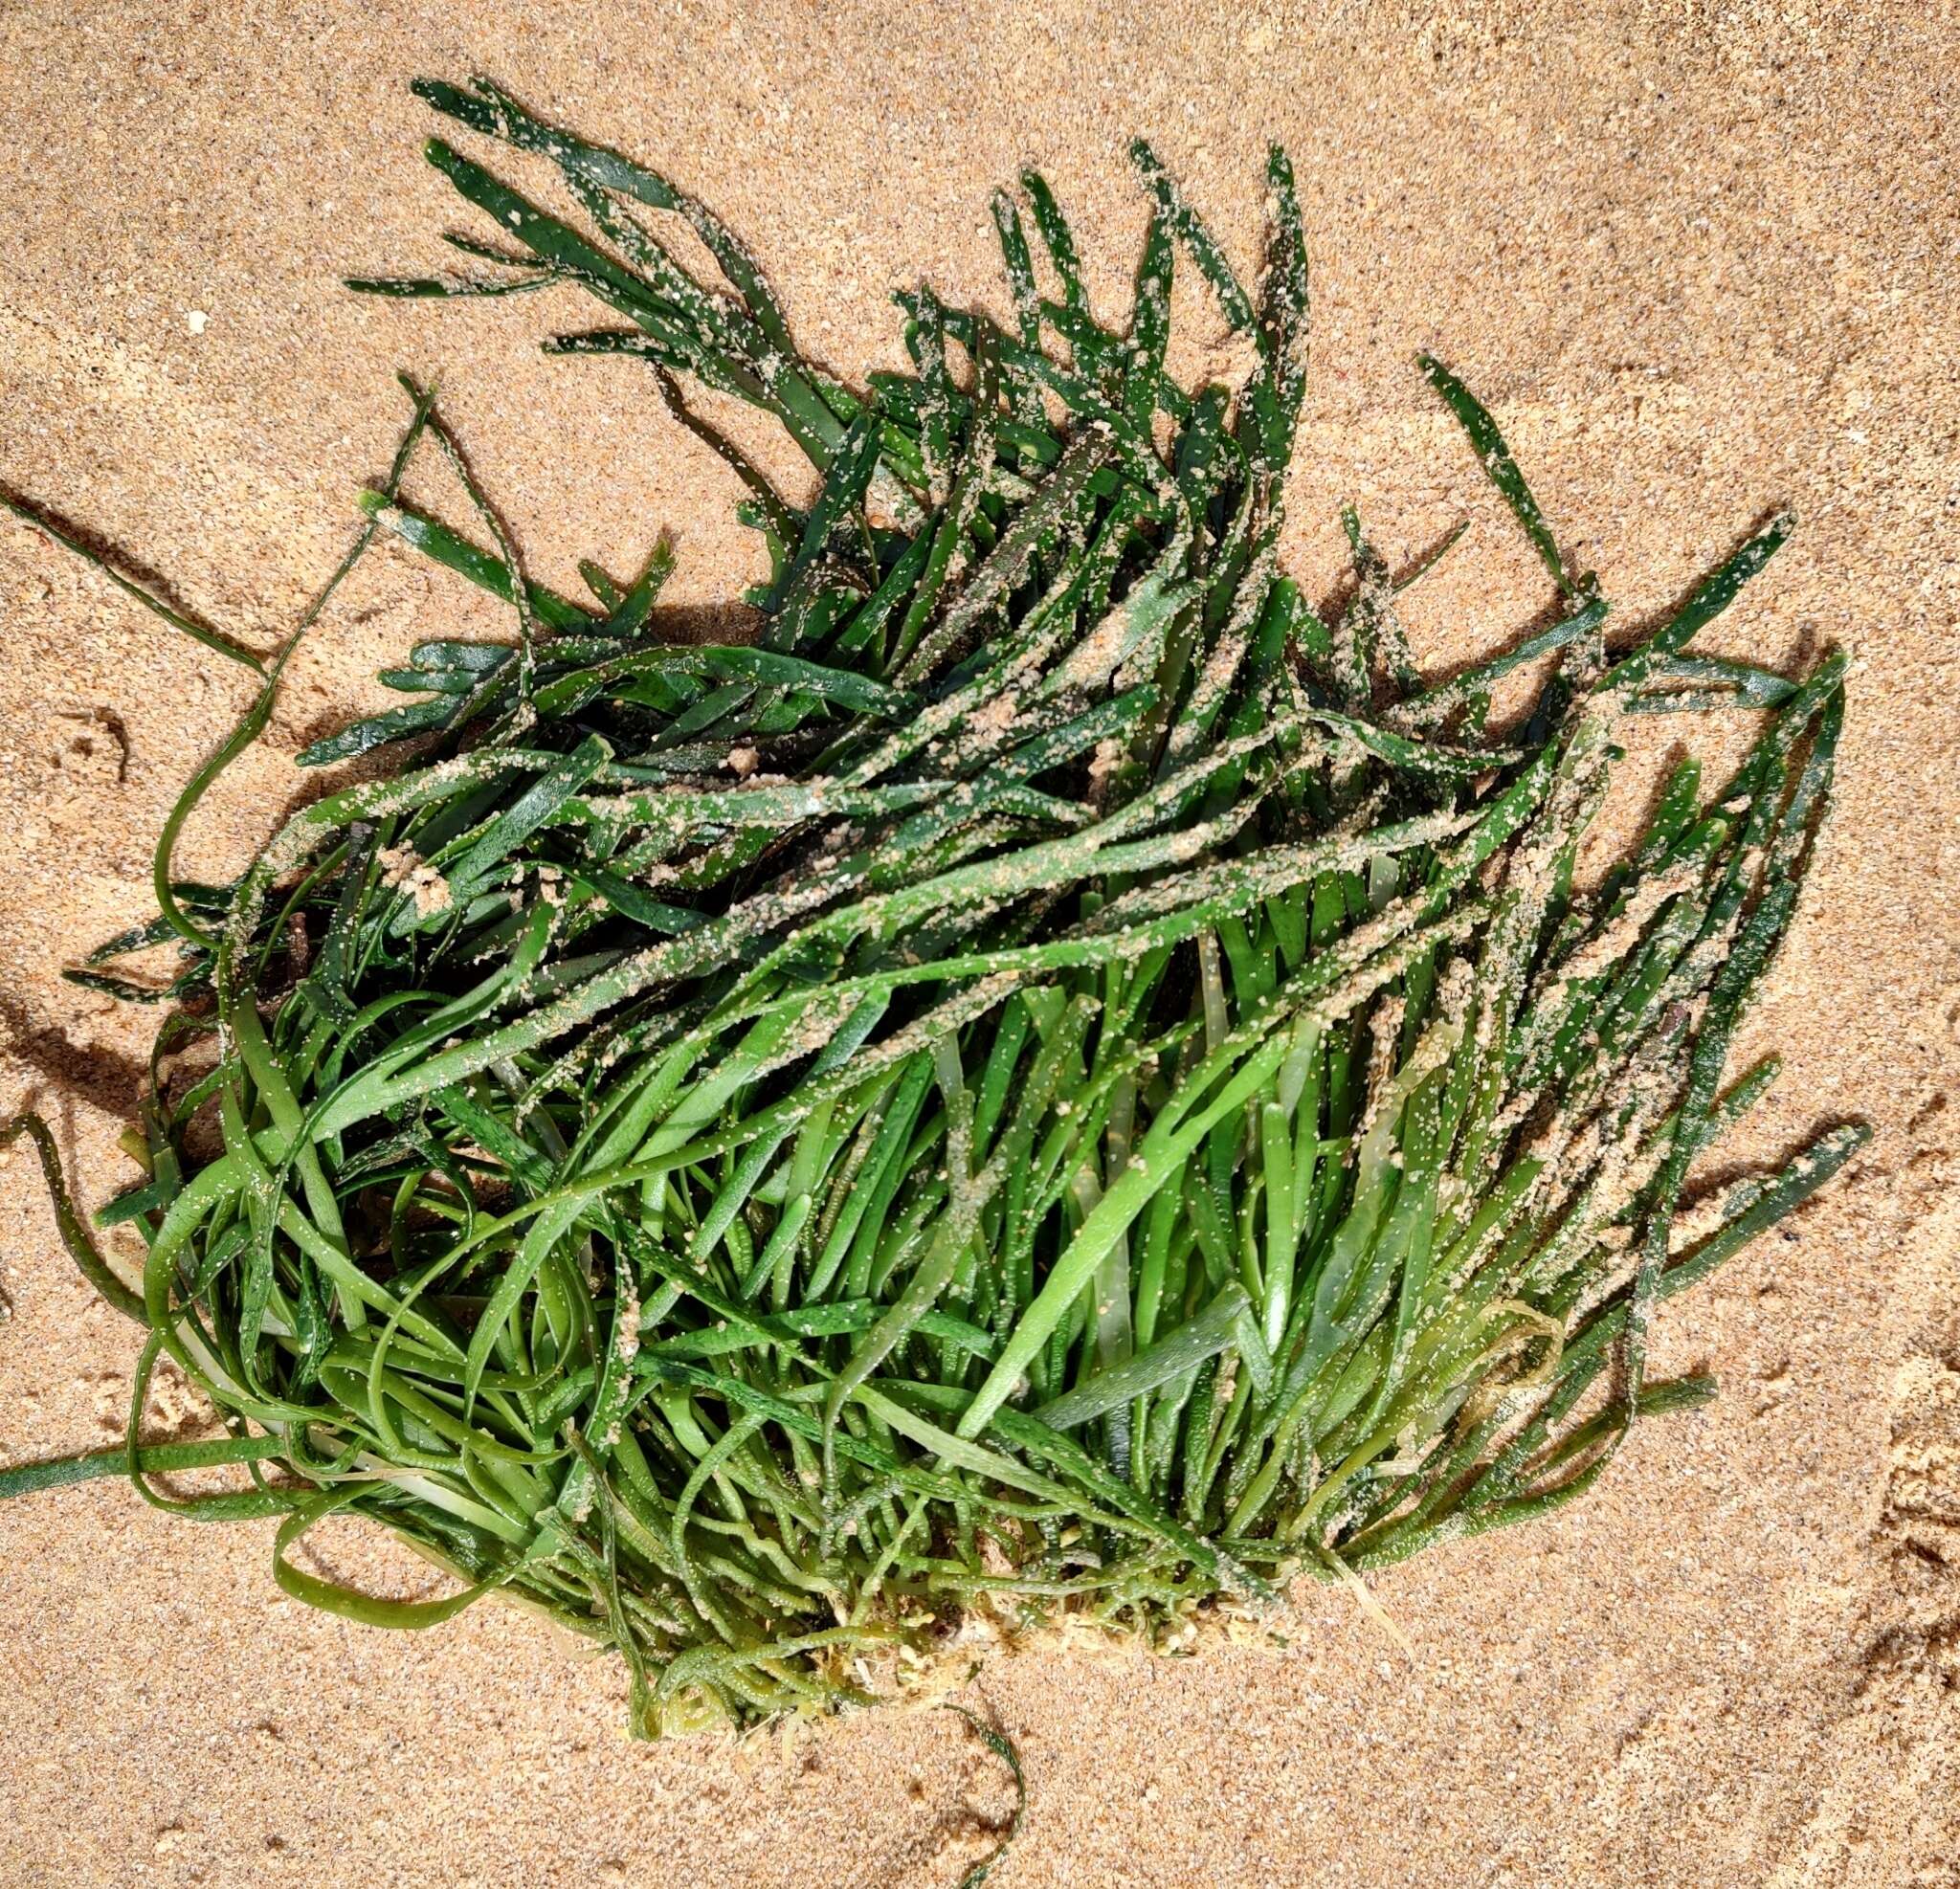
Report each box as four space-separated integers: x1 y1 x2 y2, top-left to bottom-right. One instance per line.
0 78 1861 1740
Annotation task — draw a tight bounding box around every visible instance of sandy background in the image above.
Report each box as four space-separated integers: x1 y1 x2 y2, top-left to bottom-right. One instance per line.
2 2 1956 1883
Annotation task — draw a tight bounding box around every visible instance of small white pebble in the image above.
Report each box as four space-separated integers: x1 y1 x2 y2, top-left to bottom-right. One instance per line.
185 309 209 335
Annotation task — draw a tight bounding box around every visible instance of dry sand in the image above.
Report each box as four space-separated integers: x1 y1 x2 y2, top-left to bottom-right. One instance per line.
2 3 1956 1883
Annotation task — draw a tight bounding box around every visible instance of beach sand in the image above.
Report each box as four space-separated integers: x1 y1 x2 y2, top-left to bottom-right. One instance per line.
1 3 1956 1883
